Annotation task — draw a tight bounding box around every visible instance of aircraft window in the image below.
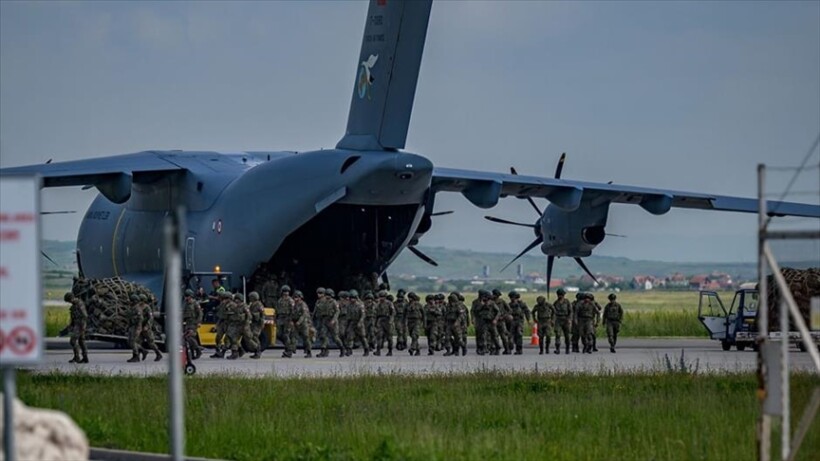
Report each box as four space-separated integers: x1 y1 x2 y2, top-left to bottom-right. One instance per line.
341 156 361 173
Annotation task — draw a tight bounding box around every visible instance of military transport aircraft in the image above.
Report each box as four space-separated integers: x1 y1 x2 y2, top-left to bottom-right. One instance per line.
2 0 819 301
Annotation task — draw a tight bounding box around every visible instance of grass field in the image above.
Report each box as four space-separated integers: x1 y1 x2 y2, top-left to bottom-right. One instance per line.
18 371 819 461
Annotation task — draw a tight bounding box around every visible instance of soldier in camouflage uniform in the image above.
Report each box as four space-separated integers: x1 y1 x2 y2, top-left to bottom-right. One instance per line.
576 293 596 354
126 293 145 362
65 292 89 364
492 289 513 355
225 293 245 360
457 293 469 356
508 291 532 355
479 290 502 355
275 285 296 358
374 290 395 356
337 291 351 356
314 288 343 357
471 293 485 354
424 294 443 355
246 291 265 358
261 277 280 309
363 292 377 350
393 289 408 351
531 295 555 354
590 294 602 352
553 288 572 354
292 291 313 358
603 293 624 353
571 293 582 353
182 289 203 359
210 291 231 358
405 292 424 356
138 294 163 361
443 293 464 356
344 290 370 356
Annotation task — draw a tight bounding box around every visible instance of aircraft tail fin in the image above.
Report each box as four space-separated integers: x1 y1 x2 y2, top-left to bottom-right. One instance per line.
336 0 432 151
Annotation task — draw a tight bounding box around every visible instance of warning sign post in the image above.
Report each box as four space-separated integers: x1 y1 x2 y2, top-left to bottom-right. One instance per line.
0 175 43 366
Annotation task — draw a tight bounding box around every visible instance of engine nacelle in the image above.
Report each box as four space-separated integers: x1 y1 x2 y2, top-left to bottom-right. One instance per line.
539 201 610 257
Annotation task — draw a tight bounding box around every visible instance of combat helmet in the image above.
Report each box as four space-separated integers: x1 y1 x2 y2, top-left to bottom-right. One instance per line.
233 293 243 301
408 292 419 300
139 294 148 302
491 289 502 297
316 287 326 295
377 290 387 298
249 291 260 301
448 293 458 302
129 293 140 302
325 289 335 298
339 291 349 299
387 294 394 302
64 292 74 302
508 291 519 299
608 293 616 300
556 288 566 296
280 285 291 294
364 292 374 300
349 289 359 298
184 289 194 297
396 289 406 297
536 295 546 303
293 290 304 299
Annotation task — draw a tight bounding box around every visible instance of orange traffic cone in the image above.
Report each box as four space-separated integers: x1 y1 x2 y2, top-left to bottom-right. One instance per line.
530 323 539 345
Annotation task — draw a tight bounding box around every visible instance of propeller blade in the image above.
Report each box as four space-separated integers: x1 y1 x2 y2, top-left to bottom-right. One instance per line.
408 246 438 267
500 236 543 272
606 233 627 238
574 257 598 283
430 211 454 217
45 159 53 164
554 152 566 179
484 216 537 229
41 210 76 215
41 251 58 267
546 255 555 299
510 167 543 215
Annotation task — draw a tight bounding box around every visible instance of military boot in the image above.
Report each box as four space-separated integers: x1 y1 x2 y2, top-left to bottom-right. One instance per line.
141 349 149 361
428 349 434 356
210 347 224 359
226 350 239 360
127 353 140 363
443 348 452 356
154 350 163 361
251 351 262 359
554 344 560 354
374 349 381 356
539 344 544 355
386 347 392 357
339 348 346 357
453 348 460 357
80 353 89 364
305 351 312 358
592 337 598 352
514 346 522 355
68 355 79 364
565 344 570 354
462 346 467 355
363 349 370 357
610 346 616 353
572 344 580 353
414 349 420 356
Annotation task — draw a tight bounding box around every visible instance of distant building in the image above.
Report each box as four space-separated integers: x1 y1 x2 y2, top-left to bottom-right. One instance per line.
631 275 655 290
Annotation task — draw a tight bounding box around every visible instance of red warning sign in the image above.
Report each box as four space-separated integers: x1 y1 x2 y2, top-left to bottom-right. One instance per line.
7 326 36 355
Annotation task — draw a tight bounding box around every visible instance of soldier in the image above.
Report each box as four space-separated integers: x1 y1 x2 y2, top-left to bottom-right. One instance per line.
65 292 89 364
314 288 343 357
363 292 377 350
457 293 469 356
126 293 145 362
508 291 532 355
374 290 395 356
603 293 624 353
405 292 425 356
261 277 280 309
210 291 231 358
246 291 265 359
138 294 163 361
275 285 296 358
345 290 370 356
337 291 351 356
424 294 443 355
576 293 596 354
570 292 582 353
443 293 463 356
182 289 203 360
531 295 555 354
292 290 313 358
590 293 602 352
225 293 245 360
394 289 408 351
480 290 502 355
553 288 572 354
492 289 513 355
471 292 486 354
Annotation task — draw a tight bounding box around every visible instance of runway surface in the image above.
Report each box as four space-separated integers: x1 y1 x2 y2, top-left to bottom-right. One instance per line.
34 338 818 377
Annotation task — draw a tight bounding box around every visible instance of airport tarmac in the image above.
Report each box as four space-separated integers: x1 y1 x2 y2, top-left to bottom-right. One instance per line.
35 338 818 377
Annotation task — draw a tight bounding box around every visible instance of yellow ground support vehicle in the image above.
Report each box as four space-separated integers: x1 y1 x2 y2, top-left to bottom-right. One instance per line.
197 307 277 350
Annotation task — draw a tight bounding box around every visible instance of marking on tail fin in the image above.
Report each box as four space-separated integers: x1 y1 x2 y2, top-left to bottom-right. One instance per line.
357 54 379 100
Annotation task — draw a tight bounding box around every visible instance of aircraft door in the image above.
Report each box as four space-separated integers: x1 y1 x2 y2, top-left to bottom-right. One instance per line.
698 291 729 339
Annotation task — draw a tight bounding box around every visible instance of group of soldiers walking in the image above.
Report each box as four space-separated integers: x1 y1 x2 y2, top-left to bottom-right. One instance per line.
64 283 625 363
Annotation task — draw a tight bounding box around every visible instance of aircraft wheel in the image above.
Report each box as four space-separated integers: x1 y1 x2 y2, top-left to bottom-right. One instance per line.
797 342 807 352
736 343 747 351
721 340 731 351
184 364 196 375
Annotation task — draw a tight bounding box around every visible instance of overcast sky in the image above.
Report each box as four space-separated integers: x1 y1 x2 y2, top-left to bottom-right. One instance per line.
1 1 818 265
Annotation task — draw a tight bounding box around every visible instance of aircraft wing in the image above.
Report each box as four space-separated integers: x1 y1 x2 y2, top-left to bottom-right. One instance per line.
432 167 820 218
0 152 183 188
